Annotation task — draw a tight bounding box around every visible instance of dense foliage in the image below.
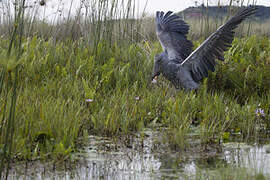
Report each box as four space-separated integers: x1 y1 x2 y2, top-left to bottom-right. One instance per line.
0 35 269 160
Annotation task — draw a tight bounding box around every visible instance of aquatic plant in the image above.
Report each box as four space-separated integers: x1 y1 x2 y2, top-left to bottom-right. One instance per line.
0 0 26 178
0 0 269 170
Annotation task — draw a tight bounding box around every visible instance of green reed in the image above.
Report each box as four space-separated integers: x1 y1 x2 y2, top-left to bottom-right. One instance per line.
0 0 26 178
0 0 268 167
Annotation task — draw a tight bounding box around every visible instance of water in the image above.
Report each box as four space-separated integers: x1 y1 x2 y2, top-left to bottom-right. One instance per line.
223 142 270 175
7 129 270 179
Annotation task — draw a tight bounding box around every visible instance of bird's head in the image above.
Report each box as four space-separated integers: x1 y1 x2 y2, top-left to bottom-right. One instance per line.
152 52 167 80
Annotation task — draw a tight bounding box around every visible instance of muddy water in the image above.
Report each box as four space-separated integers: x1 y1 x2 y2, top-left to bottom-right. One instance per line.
7 129 270 179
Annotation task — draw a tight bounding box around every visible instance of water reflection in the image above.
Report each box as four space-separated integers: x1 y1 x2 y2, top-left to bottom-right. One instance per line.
7 130 270 179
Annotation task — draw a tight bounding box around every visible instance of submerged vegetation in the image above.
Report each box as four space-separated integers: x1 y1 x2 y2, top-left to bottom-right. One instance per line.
0 0 270 178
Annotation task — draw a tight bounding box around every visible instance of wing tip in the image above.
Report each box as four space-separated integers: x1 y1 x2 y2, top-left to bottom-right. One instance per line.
156 11 174 21
238 6 258 17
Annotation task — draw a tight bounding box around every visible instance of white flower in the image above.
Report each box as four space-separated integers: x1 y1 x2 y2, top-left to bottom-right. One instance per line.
85 99 93 103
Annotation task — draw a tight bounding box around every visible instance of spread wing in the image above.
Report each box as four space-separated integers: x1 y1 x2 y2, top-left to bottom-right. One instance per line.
156 11 193 63
181 7 257 82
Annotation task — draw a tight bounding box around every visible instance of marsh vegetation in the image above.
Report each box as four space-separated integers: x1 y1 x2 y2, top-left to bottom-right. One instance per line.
0 0 269 179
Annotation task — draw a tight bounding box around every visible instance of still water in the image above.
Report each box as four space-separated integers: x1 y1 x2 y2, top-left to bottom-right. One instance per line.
7 129 270 179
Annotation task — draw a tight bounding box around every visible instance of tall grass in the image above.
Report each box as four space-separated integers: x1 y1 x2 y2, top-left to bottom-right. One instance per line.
0 0 144 48
0 0 269 170
0 34 268 162
0 0 26 178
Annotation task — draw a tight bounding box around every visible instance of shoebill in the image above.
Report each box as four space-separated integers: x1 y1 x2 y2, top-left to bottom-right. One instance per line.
152 7 257 90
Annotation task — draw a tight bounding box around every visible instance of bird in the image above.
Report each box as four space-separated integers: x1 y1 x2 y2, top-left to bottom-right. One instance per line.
151 7 257 91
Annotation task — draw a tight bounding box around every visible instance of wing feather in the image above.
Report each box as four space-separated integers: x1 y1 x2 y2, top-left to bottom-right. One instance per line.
155 11 193 62
181 7 257 82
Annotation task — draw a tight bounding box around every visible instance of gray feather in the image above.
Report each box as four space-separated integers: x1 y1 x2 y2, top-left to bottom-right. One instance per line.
155 11 193 62
181 7 257 82
153 7 257 90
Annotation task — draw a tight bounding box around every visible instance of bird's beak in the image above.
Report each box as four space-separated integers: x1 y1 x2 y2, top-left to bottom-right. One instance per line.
151 75 158 84
152 56 161 80
151 73 159 80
